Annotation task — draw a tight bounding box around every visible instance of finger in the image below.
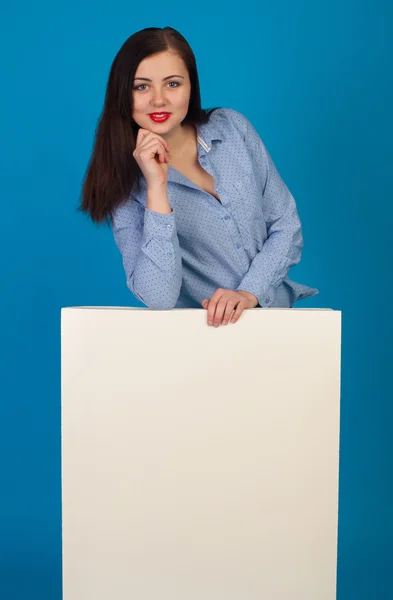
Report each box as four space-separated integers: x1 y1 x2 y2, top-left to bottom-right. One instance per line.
136 129 170 153
140 138 170 157
137 139 167 155
138 140 168 163
202 299 208 309
207 289 224 325
230 300 246 324
136 128 151 146
213 297 229 326
222 298 238 325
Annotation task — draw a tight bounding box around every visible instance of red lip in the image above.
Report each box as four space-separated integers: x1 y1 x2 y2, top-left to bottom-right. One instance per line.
149 113 171 122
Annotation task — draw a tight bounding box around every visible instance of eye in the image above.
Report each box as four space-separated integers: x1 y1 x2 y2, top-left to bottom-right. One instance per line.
133 81 181 91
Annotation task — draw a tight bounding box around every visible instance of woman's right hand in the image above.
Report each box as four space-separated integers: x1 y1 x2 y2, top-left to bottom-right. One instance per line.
133 128 171 187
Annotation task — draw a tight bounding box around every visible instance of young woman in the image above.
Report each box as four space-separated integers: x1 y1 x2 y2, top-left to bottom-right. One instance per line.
79 26 319 327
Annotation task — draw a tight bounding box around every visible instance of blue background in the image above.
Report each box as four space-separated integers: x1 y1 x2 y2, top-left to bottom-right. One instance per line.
1 2 392 598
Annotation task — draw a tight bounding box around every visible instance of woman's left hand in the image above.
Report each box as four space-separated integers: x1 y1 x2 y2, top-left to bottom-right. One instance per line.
201 288 258 326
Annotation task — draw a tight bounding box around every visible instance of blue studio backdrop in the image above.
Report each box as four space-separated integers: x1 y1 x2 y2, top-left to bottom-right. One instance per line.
1 2 392 599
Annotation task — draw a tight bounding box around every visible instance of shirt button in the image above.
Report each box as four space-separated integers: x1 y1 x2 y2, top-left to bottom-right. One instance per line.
166 224 171 229
265 297 270 304
236 243 241 249
224 215 231 220
167 252 172 256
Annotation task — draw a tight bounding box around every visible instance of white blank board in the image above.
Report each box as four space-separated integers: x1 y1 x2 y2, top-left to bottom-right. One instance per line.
61 306 341 600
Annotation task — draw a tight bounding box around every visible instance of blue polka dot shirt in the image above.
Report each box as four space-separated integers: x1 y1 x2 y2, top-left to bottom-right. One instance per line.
112 108 319 309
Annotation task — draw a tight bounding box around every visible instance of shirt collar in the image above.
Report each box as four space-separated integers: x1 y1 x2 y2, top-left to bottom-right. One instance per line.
195 110 226 156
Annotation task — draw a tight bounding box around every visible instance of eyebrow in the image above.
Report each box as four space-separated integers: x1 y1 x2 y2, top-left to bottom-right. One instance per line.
133 75 185 82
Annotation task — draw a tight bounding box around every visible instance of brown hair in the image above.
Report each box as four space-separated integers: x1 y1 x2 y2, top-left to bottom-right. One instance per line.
78 26 221 226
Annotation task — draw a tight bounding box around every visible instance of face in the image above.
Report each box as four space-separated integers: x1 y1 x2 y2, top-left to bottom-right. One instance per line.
131 50 191 136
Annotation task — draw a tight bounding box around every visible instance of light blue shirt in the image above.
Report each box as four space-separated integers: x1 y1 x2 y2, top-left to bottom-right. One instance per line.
112 108 319 309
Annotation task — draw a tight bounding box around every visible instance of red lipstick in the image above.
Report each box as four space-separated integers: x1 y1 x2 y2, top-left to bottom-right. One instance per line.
149 112 171 122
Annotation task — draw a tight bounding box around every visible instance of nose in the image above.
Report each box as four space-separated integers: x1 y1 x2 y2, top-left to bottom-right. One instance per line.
151 99 165 107
150 88 167 106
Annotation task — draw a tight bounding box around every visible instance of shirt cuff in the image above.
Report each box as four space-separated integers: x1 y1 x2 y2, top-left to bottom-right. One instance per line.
235 284 276 308
143 206 176 240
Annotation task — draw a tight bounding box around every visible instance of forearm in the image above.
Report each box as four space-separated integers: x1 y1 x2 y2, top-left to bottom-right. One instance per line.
146 183 172 214
113 187 182 309
236 224 303 307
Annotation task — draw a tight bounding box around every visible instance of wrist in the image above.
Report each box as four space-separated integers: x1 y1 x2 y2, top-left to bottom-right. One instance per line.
147 180 167 192
237 290 258 307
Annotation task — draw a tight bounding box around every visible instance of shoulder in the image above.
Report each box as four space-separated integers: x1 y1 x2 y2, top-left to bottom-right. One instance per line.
208 109 271 183
207 107 250 138
207 108 265 154
208 107 268 164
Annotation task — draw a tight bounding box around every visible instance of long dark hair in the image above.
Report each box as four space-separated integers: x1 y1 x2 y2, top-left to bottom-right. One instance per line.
78 26 221 226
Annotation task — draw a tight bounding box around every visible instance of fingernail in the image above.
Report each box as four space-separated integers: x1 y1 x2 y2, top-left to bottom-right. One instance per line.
208 321 213 326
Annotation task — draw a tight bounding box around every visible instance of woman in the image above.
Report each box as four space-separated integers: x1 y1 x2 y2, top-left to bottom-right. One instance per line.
79 26 319 327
